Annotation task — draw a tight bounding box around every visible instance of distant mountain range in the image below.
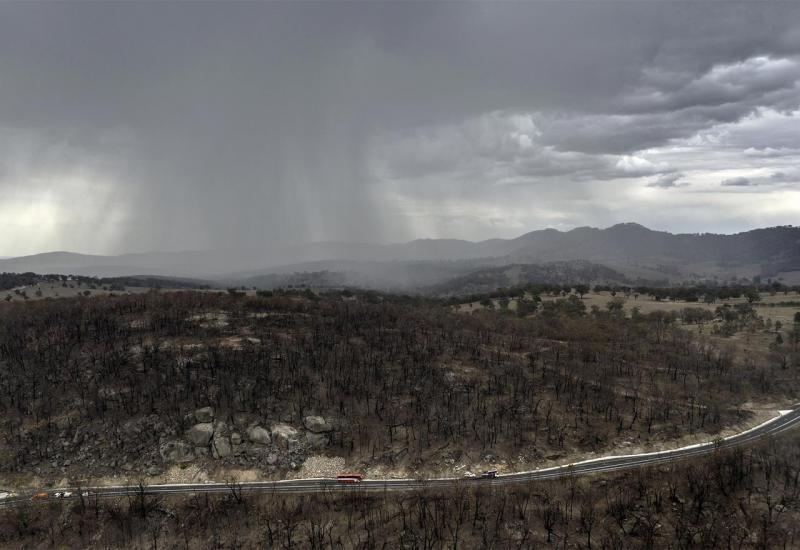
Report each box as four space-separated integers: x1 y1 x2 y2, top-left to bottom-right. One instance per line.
2 224 798 290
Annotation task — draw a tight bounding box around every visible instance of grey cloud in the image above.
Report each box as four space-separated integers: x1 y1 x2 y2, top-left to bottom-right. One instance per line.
647 173 685 189
373 112 614 184
540 55 800 155
721 177 752 187
767 171 800 185
625 56 800 114
744 147 800 158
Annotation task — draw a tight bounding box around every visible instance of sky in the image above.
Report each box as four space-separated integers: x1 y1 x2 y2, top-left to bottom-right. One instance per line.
1 1 799 256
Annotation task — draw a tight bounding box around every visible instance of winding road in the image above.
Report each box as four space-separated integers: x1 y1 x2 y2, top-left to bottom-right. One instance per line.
2 405 800 508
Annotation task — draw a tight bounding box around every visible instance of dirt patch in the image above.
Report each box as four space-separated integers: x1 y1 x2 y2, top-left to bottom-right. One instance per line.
293 456 346 479
161 464 210 484
211 469 263 483
219 336 261 349
188 311 230 328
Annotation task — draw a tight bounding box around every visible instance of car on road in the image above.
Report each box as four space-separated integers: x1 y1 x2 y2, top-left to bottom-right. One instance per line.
464 470 498 480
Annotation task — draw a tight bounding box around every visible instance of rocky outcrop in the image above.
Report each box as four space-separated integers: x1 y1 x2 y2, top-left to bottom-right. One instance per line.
303 416 333 433
159 440 194 463
194 407 215 423
187 423 214 446
271 423 299 449
247 425 271 445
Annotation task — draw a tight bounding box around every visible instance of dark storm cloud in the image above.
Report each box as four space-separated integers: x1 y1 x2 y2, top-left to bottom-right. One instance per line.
1 2 799 255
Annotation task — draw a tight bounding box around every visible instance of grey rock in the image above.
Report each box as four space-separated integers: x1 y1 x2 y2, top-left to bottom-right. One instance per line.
246 447 264 458
247 425 272 445
305 432 329 449
303 416 333 433
194 407 215 423
213 420 229 435
159 440 194 463
212 436 232 459
187 423 214 446
233 413 254 429
230 432 242 445
271 423 299 448
266 453 279 465
72 426 88 445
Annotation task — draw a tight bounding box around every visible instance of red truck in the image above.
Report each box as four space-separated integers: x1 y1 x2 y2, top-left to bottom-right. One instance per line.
336 473 364 484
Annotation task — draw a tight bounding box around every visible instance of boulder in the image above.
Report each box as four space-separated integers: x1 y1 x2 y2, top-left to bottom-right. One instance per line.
194 407 215 423
233 413 254 430
246 425 272 445
187 423 214 446
245 447 264 458
159 440 194 463
303 416 333 433
213 420 229 436
230 432 242 446
305 432 329 449
212 436 232 459
72 425 89 446
271 423 299 448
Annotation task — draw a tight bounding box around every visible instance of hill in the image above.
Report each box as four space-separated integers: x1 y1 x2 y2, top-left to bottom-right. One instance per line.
2 224 797 286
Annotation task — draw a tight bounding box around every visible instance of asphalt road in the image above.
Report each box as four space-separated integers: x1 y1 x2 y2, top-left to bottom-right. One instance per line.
3 406 800 508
